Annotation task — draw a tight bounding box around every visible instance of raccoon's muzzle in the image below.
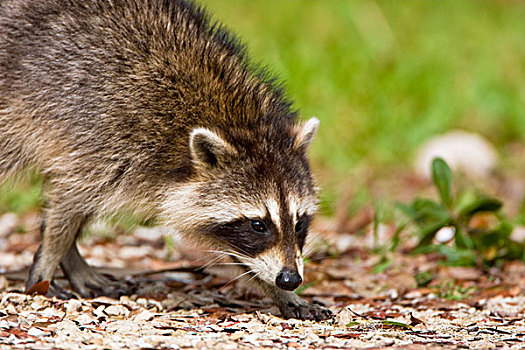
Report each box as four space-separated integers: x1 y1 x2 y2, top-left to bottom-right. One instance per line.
275 267 302 291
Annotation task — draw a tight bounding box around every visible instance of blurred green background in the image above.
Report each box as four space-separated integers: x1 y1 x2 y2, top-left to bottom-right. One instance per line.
202 0 525 171
2 0 525 216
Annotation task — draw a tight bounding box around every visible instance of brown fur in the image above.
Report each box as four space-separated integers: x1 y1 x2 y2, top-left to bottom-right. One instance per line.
0 0 330 320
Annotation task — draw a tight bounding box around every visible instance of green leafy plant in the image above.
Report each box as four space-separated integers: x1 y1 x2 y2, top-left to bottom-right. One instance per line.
437 280 477 300
414 271 433 288
398 158 525 267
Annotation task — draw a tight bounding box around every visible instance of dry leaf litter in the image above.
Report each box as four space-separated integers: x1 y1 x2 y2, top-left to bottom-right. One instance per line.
1 212 524 349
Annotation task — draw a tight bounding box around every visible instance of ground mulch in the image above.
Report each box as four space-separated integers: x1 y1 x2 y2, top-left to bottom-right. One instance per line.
1 212 524 349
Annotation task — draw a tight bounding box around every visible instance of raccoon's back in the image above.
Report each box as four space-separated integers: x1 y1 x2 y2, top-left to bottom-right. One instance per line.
1 0 221 139
0 0 294 182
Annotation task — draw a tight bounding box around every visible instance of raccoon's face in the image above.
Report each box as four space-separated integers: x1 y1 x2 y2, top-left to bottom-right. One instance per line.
163 117 319 291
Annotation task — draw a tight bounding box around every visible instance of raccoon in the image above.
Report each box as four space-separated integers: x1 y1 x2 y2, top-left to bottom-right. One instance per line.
0 0 331 320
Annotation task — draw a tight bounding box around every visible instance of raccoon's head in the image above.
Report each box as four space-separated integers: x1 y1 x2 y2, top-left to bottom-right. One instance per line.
162 117 320 292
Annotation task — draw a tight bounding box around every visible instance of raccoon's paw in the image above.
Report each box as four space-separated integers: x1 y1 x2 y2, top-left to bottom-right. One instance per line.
70 272 135 299
26 280 77 299
275 292 332 321
278 300 332 321
47 283 77 300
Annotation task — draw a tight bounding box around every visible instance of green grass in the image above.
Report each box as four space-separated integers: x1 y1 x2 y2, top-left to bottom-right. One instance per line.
2 0 525 215
201 0 525 174
0 175 43 214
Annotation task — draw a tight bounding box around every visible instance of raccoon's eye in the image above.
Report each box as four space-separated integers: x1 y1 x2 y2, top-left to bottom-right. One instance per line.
250 220 267 234
295 221 304 233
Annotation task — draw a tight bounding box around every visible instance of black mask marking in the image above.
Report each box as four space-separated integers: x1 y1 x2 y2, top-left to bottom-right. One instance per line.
295 214 311 251
202 217 278 256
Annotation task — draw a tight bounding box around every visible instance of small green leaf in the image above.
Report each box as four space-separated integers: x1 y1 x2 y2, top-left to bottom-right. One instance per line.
457 197 502 221
454 227 473 250
454 190 477 216
414 271 433 287
294 282 315 295
518 196 525 226
412 199 450 223
396 202 418 220
431 158 453 209
373 256 392 273
436 245 477 266
389 223 406 252
380 321 412 329
438 280 477 300
412 244 439 255
346 322 360 327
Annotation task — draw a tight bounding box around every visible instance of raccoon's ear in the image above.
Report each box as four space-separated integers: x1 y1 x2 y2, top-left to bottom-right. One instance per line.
189 128 237 168
293 117 319 150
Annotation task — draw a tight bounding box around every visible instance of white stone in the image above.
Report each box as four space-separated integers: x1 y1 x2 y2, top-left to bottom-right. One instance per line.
131 309 154 322
0 319 11 329
510 226 525 242
104 304 130 317
334 233 355 253
40 307 65 319
55 319 83 338
5 303 17 315
28 327 49 337
75 313 96 325
415 130 497 179
118 246 152 260
93 305 106 318
133 226 166 242
0 213 17 238
435 226 455 243
65 299 83 314
335 308 355 327
1 292 29 305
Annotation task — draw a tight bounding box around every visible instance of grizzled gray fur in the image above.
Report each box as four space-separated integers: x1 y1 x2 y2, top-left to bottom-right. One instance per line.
0 0 331 320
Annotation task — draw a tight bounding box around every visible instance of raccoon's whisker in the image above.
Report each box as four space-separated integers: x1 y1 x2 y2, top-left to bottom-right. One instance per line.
261 288 272 299
200 255 225 270
204 249 230 257
215 262 248 266
205 261 249 270
207 249 253 262
302 232 334 262
231 246 255 259
197 250 230 267
245 274 272 300
224 269 254 287
235 269 254 280
209 247 253 261
196 252 222 263
206 249 245 259
194 252 229 271
246 271 261 284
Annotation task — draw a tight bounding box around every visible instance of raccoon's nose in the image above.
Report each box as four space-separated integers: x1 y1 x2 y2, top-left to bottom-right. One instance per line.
275 268 302 291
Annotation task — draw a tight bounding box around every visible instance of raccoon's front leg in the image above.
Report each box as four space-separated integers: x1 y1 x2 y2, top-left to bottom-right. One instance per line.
60 243 133 298
30 207 133 299
269 287 332 321
26 208 85 298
